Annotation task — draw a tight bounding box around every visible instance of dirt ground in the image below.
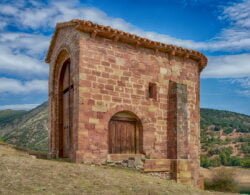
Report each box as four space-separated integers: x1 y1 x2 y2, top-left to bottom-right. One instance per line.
0 143 235 195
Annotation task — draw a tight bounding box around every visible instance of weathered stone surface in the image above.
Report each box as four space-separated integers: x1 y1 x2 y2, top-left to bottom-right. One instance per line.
47 19 206 188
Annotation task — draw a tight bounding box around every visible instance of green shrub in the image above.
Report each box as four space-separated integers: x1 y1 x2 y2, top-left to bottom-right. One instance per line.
205 168 238 192
224 127 233 134
241 158 250 168
230 156 241 166
214 126 220 131
241 143 250 155
237 136 250 142
210 156 221 167
208 148 220 156
219 148 232 166
201 155 211 168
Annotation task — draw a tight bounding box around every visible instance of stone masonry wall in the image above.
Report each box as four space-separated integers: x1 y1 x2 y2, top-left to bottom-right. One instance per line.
49 27 201 187
76 31 201 185
48 27 80 160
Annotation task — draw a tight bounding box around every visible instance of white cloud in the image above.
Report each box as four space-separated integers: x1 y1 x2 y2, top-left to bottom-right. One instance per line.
0 32 49 56
0 0 249 81
203 54 250 78
0 46 48 77
0 4 18 15
229 77 250 96
0 0 250 52
231 77 250 87
0 104 39 110
0 20 7 30
221 0 250 29
0 78 47 94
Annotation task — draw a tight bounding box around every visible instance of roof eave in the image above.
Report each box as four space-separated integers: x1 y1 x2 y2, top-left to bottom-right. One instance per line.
45 19 207 70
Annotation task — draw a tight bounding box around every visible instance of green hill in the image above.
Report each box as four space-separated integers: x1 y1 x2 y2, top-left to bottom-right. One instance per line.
201 108 250 133
200 109 250 168
0 109 27 127
0 102 48 152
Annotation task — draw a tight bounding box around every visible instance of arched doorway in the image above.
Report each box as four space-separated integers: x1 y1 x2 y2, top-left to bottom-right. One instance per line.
59 59 73 158
108 111 143 154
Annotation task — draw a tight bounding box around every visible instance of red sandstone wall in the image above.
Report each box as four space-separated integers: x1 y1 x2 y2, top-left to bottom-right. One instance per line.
49 27 201 186
48 27 80 160
76 31 201 184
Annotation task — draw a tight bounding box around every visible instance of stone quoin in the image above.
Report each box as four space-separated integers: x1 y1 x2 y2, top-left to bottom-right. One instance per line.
46 19 207 188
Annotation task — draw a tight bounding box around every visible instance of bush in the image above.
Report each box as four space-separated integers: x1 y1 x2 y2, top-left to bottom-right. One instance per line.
218 147 233 166
241 143 250 155
205 168 238 192
230 156 241 166
241 158 250 168
224 127 233 134
213 126 220 131
210 156 221 167
201 155 211 168
208 148 220 156
237 136 250 142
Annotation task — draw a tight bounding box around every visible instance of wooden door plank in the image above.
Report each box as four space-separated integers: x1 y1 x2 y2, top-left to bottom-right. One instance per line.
109 119 139 154
63 91 70 157
63 64 70 91
135 122 140 153
130 122 136 153
69 86 73 152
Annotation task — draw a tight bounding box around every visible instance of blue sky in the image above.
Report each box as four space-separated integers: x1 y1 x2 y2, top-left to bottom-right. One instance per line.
0 0 249 115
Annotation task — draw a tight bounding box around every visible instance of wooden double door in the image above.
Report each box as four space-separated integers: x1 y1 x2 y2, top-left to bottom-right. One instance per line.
59 59 73 158
109 115 142 154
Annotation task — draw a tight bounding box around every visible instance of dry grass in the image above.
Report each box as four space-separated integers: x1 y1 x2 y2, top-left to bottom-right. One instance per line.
0 144 233 195
201 167 250 194
204 168 238 192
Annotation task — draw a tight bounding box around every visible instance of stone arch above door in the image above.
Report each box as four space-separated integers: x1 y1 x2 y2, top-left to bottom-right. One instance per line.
49 47 74 158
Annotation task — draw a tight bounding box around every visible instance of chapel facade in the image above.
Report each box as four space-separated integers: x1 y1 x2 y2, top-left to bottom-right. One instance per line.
46 19 207 187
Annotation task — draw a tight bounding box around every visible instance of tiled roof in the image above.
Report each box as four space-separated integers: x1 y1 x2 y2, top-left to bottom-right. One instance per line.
46 19 207 70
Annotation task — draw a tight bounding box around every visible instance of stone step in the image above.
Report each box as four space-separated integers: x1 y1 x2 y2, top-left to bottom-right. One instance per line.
143 159 172 172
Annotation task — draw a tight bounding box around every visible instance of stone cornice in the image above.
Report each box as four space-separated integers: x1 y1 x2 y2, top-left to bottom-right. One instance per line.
45 19 207 71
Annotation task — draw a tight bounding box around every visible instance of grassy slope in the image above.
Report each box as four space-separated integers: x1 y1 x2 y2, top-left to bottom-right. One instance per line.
0 143 230 195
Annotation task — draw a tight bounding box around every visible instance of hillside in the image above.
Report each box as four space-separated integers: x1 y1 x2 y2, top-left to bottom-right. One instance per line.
200 109 250 168
201 108 250 133
0 102 249 165
0 143 231 194
0 102 48 152
0 109 28 140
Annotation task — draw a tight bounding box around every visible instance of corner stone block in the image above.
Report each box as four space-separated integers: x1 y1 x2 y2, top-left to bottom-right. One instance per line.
89 118 99 124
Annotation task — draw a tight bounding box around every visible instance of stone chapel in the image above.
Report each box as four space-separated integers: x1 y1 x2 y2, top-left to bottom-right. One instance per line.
46 19 207 187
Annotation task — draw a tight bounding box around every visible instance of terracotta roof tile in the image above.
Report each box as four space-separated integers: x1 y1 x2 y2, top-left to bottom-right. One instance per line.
45 19 207 70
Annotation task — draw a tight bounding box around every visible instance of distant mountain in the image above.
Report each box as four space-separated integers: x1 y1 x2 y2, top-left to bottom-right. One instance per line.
0 102 249 163
0 102 48 152
201 108 250 133
0 109 27 128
